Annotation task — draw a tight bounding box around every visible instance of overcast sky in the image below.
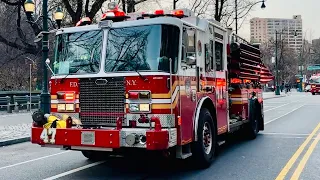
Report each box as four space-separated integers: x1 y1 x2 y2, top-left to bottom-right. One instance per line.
238 0 319 42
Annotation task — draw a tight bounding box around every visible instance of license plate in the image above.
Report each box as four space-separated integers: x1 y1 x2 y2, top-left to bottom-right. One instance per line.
81 131 95 145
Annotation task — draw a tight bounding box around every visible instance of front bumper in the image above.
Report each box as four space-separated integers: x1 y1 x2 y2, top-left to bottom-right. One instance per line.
31 127 177 150
311 89 320 93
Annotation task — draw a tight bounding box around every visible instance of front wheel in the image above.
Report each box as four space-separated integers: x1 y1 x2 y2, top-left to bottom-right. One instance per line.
312 92 315 95
192 108 217 169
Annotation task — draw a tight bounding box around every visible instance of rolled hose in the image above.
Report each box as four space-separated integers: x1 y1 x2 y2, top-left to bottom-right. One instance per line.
32 111 81 129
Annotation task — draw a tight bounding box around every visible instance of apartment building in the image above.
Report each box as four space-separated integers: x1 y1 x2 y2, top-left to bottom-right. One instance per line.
250 15 303 51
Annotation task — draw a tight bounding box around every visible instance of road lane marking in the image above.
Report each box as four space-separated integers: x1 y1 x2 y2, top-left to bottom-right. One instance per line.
0 151 70 170
264 100 301 112
261 133 310 136
290 133 320 180
265 104 305 125
264 103 291 112
43 161 106 180
274 122 320 180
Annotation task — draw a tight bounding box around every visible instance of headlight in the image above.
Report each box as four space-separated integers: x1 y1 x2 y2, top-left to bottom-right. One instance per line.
57 104 66 111
129 103 150 113
66 104 75 111
57 103 75 112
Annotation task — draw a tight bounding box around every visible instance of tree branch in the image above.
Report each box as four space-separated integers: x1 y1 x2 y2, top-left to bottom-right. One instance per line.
0 34 37 54
1 0 19 6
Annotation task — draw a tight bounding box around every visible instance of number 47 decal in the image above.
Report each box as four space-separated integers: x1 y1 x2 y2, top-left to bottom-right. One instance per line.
40 128 57 144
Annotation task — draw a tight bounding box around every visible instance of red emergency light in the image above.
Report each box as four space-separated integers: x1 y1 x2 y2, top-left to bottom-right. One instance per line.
154 9 164 15
173 10 185 17
101 2 129 22
76 17 92 27
141 9 187 19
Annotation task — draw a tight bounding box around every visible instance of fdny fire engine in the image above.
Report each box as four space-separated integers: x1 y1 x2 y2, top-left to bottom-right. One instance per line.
31 3 268 168
309 73 320 95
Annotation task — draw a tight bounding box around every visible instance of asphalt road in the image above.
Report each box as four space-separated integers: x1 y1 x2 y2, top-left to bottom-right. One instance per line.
1 92 320 180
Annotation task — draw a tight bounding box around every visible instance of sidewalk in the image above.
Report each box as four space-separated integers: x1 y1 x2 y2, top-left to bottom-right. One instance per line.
263 92 286 100
0 113 32 147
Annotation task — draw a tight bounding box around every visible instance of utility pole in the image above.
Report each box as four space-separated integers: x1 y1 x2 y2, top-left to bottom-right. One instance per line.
41 0 50 114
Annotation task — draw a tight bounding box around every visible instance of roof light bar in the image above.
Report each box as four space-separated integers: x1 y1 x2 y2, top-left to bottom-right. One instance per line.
101 2 129 22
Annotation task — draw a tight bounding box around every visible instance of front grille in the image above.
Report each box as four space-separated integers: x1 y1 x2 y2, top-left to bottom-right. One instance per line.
79 77 125 126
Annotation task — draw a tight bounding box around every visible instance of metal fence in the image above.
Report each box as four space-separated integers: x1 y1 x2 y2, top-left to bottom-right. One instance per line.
0 91 41 113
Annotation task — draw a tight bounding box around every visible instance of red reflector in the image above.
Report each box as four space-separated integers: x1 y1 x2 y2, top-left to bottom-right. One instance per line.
128 91 139 99
155 9 164 15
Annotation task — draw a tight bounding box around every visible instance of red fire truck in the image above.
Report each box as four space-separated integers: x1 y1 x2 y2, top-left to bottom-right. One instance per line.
31 3 268 168
309 74 320 95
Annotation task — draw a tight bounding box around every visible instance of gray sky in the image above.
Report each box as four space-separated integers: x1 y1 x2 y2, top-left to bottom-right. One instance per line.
238 0 318 42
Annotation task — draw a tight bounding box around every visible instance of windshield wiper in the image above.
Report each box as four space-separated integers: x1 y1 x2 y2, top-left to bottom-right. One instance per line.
135 69 148 81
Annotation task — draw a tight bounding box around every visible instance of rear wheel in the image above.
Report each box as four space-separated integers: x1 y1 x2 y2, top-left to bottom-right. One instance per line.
192 108 216 169
312 92 315 95
245 99 260 139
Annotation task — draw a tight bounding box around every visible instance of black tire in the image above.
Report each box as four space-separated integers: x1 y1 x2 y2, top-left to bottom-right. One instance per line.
192 108 217 169
245 99 260 139
81 150 109 160
312 92 315 95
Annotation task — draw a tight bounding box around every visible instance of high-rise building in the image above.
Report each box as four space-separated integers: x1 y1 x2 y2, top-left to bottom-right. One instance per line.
250 15 303 51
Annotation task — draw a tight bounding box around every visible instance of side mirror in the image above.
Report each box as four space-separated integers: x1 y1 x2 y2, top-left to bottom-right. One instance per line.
45 58 56 76
186 56 196 65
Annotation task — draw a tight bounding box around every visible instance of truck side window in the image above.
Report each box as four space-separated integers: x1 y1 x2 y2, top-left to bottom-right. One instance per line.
205 44 210 72
210 40 216 70
215 42 223 71
181 27 196 63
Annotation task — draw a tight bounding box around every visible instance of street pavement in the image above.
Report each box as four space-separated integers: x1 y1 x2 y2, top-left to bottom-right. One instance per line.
1 91 319 180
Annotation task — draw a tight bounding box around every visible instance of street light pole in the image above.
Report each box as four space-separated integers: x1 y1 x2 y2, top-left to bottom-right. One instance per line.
275 31 280 95
235 0 238 34
24 0 64 114
234 0 266 35
40 0 50 114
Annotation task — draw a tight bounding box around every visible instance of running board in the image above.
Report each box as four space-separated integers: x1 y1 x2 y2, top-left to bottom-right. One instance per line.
229 119 249 133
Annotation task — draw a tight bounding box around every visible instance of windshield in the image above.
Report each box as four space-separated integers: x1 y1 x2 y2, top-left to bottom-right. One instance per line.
310 77 320 84
105 24 180 73
53 30 103 75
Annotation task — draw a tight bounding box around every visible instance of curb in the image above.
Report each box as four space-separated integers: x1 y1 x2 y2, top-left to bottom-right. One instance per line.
0 137 30 147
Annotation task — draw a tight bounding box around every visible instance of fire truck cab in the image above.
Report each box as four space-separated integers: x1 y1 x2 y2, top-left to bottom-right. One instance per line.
31 3 265 169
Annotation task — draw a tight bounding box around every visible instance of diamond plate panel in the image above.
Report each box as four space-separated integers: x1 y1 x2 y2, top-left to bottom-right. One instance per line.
168 128 177 147
51 113 79 119
126 114 175 128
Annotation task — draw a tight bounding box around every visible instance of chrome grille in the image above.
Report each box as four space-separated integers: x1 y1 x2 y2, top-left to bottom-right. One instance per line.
79 77 125 126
